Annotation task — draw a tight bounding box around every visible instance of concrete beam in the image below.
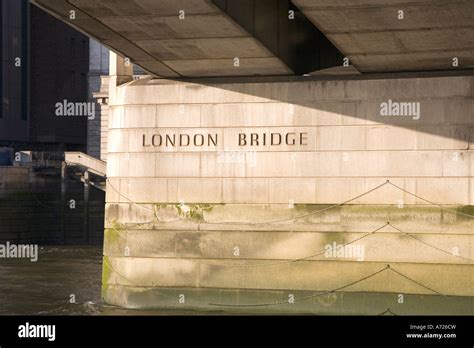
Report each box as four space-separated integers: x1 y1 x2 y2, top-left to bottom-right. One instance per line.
30 0 291 77
30 0 343 77
293 0 474 73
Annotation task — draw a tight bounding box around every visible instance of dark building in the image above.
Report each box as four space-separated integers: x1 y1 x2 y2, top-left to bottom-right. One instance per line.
0 0 28 143
0 0 104 245
0 0 89 151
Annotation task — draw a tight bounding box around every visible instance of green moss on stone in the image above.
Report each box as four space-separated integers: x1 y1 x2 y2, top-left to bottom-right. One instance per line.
101 255 112 285
458 205 474 218
174 203 214 222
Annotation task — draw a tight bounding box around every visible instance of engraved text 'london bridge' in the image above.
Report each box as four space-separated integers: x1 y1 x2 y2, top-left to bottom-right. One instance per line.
142 131 309 148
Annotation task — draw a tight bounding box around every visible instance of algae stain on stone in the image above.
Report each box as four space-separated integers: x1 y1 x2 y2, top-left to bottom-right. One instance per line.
175 203 214 222
104 221 125 241
103 220 127 256
101 255 112 288
100 266 113 304
458 205 474 219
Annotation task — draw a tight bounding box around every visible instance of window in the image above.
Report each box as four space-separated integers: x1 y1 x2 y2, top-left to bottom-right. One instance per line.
20 0 28 121
81 39 87 61
70 37 75 58
71 70 75 93
0 0 3 119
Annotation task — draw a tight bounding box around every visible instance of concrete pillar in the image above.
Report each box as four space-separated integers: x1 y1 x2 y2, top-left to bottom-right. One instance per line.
96 95 109 162
60 161 67 243
83 170 90 244
92 76 109 162
108 52 133 106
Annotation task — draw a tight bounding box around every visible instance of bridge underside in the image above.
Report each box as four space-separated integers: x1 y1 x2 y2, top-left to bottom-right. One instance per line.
31 0 343 77
31 0 473 77
293 0 474 72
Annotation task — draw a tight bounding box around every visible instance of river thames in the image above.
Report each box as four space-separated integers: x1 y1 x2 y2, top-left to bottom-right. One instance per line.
0 245 472 316
0 246 206 315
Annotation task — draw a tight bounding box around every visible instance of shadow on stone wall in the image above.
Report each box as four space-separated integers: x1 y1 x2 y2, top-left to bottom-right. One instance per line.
172 71 474 145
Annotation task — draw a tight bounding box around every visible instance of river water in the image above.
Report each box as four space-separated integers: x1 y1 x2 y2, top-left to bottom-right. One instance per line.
0 245 198 315
0 246 472 315
0 245 225 315
1 246 108 315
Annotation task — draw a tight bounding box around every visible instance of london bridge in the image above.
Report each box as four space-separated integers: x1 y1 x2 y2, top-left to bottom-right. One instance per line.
0 1 473 343
141 131 309 148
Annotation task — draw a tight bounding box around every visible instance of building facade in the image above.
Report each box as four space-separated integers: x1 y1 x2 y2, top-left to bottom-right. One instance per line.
0 0 29 144
0 0 89 152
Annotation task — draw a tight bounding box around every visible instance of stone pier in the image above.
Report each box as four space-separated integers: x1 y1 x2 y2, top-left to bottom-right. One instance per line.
101 70 474 314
